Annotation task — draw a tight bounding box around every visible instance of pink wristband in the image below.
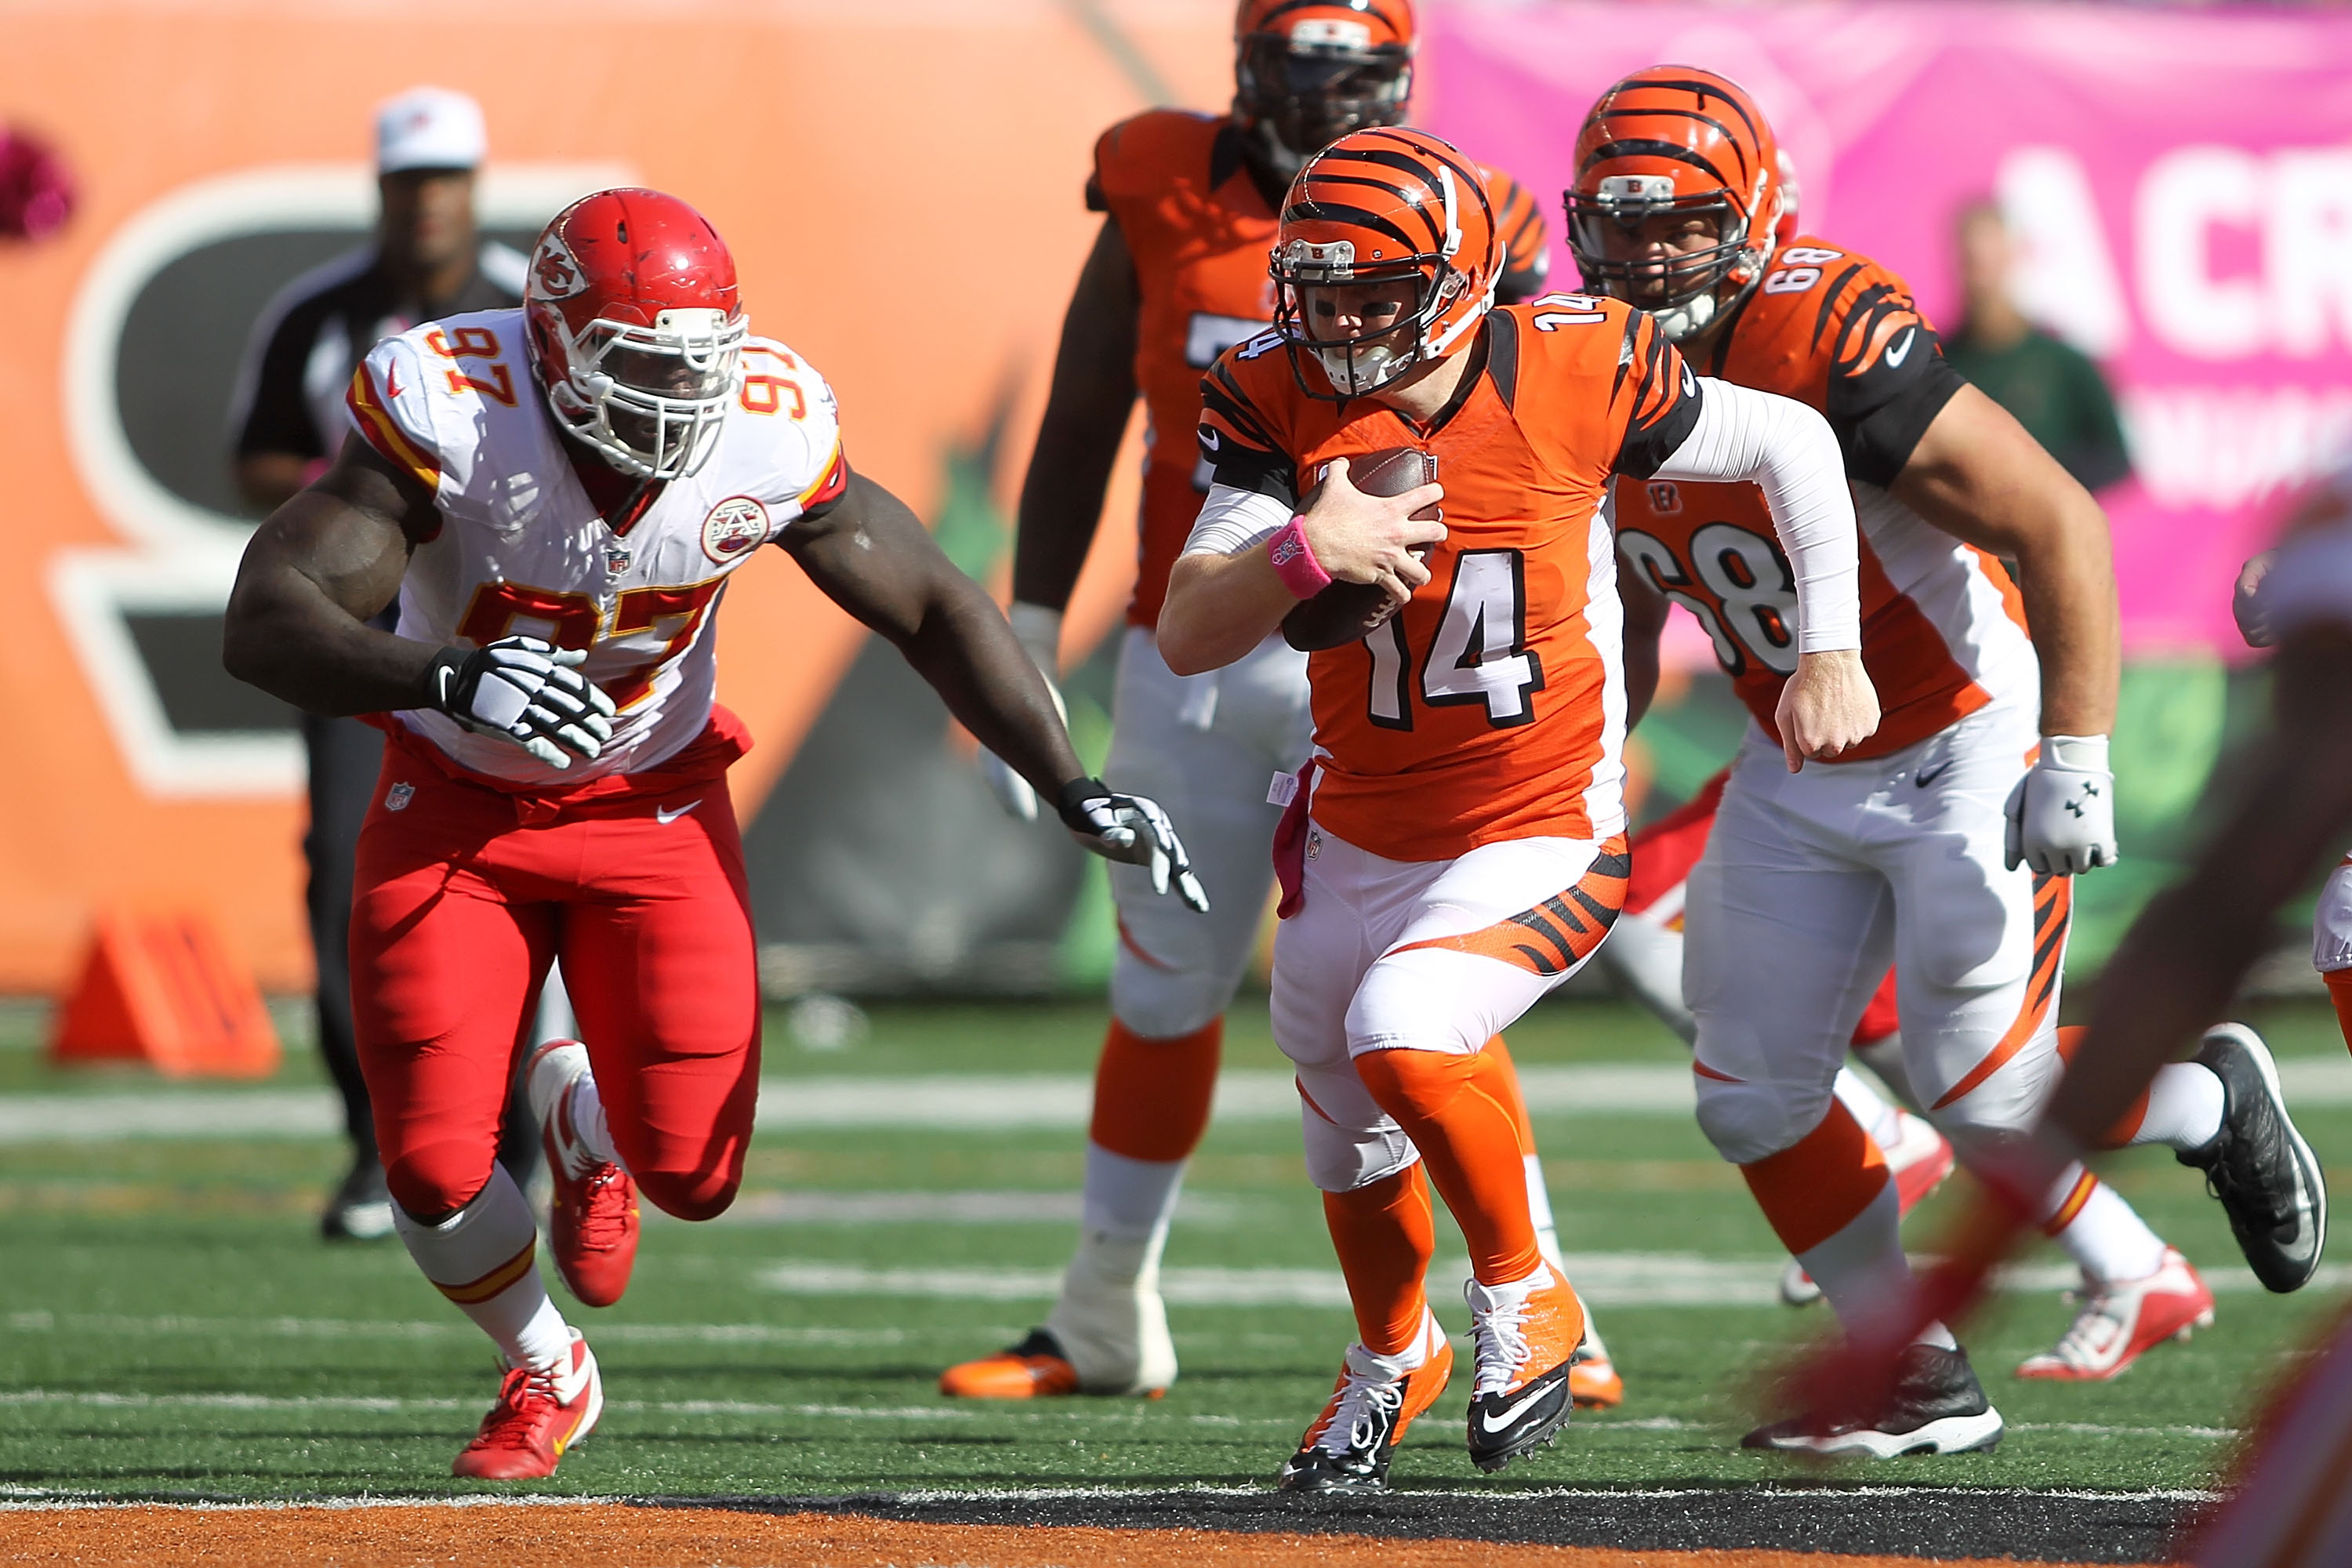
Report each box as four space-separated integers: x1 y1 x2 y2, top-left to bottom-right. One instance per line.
1267 516 1334 598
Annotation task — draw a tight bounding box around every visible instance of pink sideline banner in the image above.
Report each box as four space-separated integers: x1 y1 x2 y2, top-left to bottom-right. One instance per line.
1427 0 2352 655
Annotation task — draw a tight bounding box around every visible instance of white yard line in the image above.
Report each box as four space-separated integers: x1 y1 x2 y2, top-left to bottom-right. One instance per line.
2 1312 913 1347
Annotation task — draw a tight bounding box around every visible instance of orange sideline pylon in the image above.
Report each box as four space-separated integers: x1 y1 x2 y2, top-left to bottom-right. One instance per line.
49 909 281 1078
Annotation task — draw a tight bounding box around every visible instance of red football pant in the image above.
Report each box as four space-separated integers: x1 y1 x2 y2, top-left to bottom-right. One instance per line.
350 755 761 1225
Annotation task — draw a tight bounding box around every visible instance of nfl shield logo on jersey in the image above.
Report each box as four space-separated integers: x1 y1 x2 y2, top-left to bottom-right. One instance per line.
386 782 415 813
1647 481 1681 514
702 496 770 562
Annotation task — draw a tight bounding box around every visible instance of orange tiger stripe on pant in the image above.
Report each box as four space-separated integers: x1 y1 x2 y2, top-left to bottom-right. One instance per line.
1933 874 2070 1112
1393 837 1629 977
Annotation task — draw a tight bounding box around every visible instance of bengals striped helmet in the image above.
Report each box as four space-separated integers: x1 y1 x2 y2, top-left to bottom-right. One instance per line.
1565 67 1784 343
1233 0 1416 177
1270 125 1499 400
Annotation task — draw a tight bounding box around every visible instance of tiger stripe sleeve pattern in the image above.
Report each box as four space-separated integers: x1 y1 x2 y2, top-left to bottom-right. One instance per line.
1609 309 1704 479
1815 258 1968 486
1198 351 1298 503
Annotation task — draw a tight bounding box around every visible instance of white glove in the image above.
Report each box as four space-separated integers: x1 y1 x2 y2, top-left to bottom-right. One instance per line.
2234 549 2278 648
978 602 1066 821
2004 734 2117 875
1057 777 1210 913
426 636 616 771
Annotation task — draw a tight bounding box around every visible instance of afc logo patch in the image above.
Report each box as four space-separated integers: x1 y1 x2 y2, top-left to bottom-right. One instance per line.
1646 481 1682 514
701 496 771 561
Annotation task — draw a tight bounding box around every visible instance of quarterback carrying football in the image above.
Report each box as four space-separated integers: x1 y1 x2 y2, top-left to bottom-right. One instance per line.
942 0 1624 1410
223 187 1205 1479
1159 128 1874 1488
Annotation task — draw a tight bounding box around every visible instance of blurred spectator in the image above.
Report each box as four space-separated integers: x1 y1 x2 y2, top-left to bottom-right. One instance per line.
1944 199 2132 493
227 86 541 1242
0 125 72 241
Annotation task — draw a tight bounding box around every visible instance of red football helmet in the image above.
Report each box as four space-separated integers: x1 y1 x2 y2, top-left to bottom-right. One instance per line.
1271 125 1499 399
524 187 747 481
1233 0 1416 178
1564 67 1785 343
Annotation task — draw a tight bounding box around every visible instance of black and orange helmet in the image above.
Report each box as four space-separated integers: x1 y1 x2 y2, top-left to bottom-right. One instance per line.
1564 66 1784 342
1233 0 1416 176
1271 125 1498 400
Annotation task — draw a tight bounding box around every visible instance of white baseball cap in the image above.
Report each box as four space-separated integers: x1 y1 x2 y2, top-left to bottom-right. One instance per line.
375 86 486 175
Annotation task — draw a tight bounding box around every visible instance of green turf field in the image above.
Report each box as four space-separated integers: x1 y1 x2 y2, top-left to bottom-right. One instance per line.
2 996 2346 1502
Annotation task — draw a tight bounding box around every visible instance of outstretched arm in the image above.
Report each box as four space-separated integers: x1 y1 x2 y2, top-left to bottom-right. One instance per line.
786 470 1085 797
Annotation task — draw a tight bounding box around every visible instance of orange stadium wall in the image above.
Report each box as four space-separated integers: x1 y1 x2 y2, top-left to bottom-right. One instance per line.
0 0 1233 996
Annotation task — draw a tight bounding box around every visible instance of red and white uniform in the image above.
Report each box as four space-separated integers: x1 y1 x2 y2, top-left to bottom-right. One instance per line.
342 312 842 1223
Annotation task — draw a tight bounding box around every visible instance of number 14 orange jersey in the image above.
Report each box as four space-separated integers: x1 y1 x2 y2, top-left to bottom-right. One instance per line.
1612 238 2035 757
1199 297 1699 862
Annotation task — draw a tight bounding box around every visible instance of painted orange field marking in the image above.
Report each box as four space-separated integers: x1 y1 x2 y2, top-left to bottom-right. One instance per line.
0 1502 2162 1568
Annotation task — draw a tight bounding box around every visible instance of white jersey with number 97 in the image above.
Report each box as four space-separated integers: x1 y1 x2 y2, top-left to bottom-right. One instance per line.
345 307 844 786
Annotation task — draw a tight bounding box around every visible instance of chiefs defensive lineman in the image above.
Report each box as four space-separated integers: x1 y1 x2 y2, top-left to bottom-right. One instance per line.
223 188 1204 1479
1573 68 2316 1446
1160 129 1875 1487
942 0 1606 1408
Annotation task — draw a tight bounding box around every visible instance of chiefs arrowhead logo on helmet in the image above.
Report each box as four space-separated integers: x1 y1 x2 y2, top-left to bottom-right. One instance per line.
530 232 590 301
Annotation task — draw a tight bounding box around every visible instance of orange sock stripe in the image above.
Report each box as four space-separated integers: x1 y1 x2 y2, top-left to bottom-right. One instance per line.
1354 1048 1541 1285
1479 1036 1537 1152
2053 1024 2152 1149
2326 969 2352 1060
436 1239 538 1305
1393 835 1630 977
1323 1164 1437 1357
1740 1099 1891 1257
1933 875 2071 1112
1090 1018 1222 1163
2042 1168 2100 1237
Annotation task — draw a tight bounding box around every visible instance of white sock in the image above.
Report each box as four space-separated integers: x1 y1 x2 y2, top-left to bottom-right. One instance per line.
1832 1066 1904 1149
394 1165 573 1374
564 1062 621 1170
1523 1152 1563 1271
2047 1167 2169 1283
2132 1062 2227 1152
534 963 578 1046
1079 1142 1186 1248
1349 1308 1443 1379
1792 1179 1922 1345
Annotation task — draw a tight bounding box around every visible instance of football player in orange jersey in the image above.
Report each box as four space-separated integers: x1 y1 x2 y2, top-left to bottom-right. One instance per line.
941 0 1593 1408
1160 128 1875 1488
1573 68 2316 1439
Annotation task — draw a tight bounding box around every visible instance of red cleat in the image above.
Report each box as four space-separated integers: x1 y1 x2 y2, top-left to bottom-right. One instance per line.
452 1329 602 1479
528 1040 638 1308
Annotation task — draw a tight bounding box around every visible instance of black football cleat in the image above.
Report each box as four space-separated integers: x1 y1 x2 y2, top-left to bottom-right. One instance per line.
2179 1023 2327 1294
1744 1342 2005 1458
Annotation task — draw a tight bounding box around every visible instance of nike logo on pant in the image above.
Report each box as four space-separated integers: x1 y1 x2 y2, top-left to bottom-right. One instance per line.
655 799 702 824
1915 759 1955 789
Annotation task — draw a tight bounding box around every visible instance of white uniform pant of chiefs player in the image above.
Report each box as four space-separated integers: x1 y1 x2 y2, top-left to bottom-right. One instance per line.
1685 696 2063 1163
1272 829 1614 1192
1102 626 1311 1033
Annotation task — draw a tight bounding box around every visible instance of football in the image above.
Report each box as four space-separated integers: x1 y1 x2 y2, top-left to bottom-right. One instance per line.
1279 447 1442 652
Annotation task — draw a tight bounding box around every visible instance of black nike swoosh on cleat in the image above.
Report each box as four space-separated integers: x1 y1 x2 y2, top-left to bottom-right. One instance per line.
1915 759 1956 788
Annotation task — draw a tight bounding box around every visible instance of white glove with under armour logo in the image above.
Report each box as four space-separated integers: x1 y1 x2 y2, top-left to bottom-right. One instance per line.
425 636 617 771
978 602 1067 822
1057 777 1210 913
2004 734 2117 876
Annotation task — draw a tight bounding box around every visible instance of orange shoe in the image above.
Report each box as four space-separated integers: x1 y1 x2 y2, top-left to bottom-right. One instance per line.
939 1329 1083 1399
528 1040 639 1308
1278 1311 1454 1493
451 1329 601 1479
1567 1287 1623 1407
1464 1261 1583 1472
2016 1248 2216 1381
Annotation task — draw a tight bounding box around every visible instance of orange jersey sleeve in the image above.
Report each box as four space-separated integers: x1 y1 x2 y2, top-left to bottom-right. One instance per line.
1704 237 1969 486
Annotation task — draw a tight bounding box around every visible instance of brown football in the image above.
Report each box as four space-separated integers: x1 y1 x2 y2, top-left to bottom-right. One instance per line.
1279 448 1441 652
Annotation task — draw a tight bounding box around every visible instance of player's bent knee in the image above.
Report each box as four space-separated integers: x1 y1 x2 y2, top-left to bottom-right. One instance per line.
1109 969 1232 1042
1300 1112 1418 1193
1693 1078 1820 1166
1344 962 1485 1059
383 1142 495 1223
633 1163 745 1223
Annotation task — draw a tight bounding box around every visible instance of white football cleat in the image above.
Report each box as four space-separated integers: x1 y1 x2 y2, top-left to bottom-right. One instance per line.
2016 1247 2214 1381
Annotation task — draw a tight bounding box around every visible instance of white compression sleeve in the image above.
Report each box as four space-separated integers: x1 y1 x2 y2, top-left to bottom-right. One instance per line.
1181 482 1294 558
1651 378 1862 652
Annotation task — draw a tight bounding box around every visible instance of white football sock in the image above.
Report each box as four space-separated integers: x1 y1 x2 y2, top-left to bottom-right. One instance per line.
1523 1152 1563 1271
2132 1062 2227 1152
1791 1178 1947 1346
2046 1167 2169 1283
394 1165 572 1374
1831 1066 1904 1149
1077 1142 1186 1250
562 1062 621 1170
